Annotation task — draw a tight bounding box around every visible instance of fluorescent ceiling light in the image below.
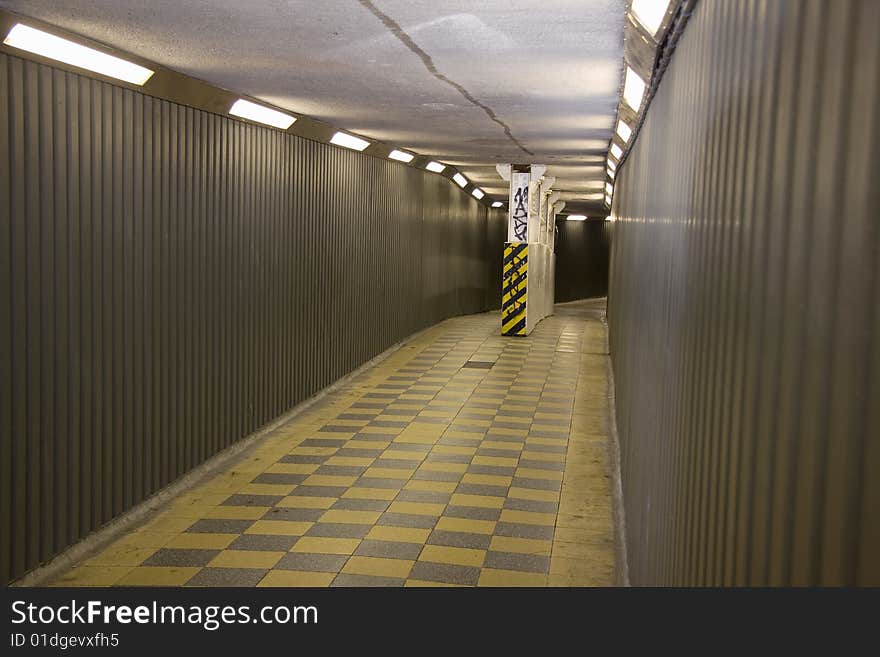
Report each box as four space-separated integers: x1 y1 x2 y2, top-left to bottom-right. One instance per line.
567 215 587 222
426 161 446 173
605 195 612 206
491 201 503 208
631 0 671 36
610 144 623 160
608 169 616 180
605 182 614 195
605 215 613 221
608 159 617 172
616 120 632 142
3 23 154 85
453 173 468 188
472 188 485 200
229 99 296 129
623 66 646 111
388 149 414 163
330 131 370 151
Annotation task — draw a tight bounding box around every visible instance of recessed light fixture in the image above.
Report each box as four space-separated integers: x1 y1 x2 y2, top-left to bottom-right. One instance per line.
453 173 468 188
567 215 587 222
229 99 296 129
330 131 370 151
608 169 616 180
388 149 414 163
631 0 671 36
3 23 154 85
604 215 613 222
605 182 614 195
491 201 503 208
616 120 632 142
472 188 485 200
610 144 623 160
605 194 612 206
426 161 446 173
623 66 647 111
608 160 617 172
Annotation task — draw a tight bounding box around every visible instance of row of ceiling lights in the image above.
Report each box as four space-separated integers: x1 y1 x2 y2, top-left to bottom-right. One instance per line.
2 21 505 210
603 0 672 210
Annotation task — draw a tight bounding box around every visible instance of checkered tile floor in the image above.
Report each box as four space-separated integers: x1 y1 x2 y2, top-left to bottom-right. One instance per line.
51 300 615 587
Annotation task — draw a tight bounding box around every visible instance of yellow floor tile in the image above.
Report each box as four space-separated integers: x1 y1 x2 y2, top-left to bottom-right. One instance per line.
266 462 318 475
258 570 336 587
319 509 382 524
366 526 431 544
382 449 426 461
111 531 177 549
419 545 485 567
51 565 134 587
393 434 439 445
291 537 361 555
526 437 567 447
208 550 285 569
342 556 414 579
139 515 199 534
478 569 548 587
116 566 201 586
489 427 526 436
516 467 564 481
499 509 556 526
472 455 518 468
202 506 268 520
85 545 157 567
520 450 565 463
435 517 496 534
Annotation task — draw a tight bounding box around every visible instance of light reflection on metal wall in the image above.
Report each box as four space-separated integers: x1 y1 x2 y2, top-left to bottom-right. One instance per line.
0 52 505 583
608 0 879 585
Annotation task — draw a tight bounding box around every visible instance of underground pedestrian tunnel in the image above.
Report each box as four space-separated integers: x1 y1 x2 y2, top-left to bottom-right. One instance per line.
0 0 877 587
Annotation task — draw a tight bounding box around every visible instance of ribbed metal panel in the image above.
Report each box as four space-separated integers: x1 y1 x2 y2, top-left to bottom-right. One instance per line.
0 52 505 583
608 0 879 586
554 219 610 302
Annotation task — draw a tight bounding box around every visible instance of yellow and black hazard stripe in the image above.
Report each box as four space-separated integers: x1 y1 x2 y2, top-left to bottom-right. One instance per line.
502 242 528 336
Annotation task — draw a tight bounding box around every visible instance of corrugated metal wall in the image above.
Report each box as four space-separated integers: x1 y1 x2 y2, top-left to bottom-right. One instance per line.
0 52 505 583
554 219 610 302
608 0 879 585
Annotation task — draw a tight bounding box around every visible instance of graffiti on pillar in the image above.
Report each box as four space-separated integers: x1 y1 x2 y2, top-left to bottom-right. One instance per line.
512 185 528 241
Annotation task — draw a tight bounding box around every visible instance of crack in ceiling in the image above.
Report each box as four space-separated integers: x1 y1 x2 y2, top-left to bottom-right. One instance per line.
357 0 534 157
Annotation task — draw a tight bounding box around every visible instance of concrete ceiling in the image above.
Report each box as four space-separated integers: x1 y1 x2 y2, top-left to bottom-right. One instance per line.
0 0 626 214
